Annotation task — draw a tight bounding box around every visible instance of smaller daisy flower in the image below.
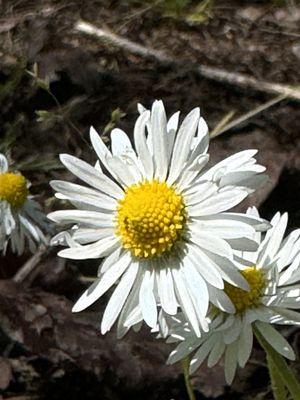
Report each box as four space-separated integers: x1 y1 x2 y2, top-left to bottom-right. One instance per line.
0 154 49 255
167 208 300 384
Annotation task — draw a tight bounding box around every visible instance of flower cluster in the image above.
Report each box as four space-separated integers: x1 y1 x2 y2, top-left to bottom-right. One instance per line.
2 100 299 393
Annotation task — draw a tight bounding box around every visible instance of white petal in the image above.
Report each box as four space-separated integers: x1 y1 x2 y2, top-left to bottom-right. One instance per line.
167 107 200 185
277 230 300 271
151 100 168 180
72 251 131 312
166 111 180 163
51 180 117 211
101 262 139 333
168 339 200 365
188 188 248 216
201 149 259 181
189 228 233 259
207 285 235 313
184 182 217 206
189 117 209 160
71 227 113 244
58 236 119 259
191 217 255 239
255 321 295 360
89 126 118 180
224 342 238 384
237 323 253 367
19 215 40 242
278 253 300 286
60 154 124 199
157 264 178 315
207 339 226 367
98 247 122 275
133 110 153 179
137 103 146 114
190 335 217 373
111 128 135 157
0 154 8 172
139 268 157 328
48 210 114 227
223 316 242 344
203 251 249 290
176 154 209 190
106 156 137 187
258 213 288 268
270 308 300 325
186 244 224 289
172 267 200 337
220 171 267 191
226 237 259 252
214 212 271 232
117 269 143 337
182 259 209 317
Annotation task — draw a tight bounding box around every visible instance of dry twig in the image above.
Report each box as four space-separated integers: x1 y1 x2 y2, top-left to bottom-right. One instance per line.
74 21 300 102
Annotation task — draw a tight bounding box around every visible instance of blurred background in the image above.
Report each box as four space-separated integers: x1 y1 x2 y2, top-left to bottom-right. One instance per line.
0 0 299 399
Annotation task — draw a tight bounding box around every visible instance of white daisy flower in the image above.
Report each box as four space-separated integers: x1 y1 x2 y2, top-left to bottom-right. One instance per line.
167 207 300 384
0 154 49 255
48 100 268 336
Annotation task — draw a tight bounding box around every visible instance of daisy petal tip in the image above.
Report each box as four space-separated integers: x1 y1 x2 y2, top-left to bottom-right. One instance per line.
72 299 86 313
59 153 68 163
57 249 69 258
89 125 98 138
137 103 146 114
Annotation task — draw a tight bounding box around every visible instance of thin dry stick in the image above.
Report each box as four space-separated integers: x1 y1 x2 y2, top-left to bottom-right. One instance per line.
74 21 300 102
13 246 46 284
210 93 287 138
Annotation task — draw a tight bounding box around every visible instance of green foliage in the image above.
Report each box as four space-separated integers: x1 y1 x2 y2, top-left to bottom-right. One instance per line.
128 0 214 23
103 108 126 135
27 63 50 92
157 0 214 22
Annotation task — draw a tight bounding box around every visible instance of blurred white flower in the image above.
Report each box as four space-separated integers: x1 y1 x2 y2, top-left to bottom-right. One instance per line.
49 100 268 336
0 154 49 255
167 208 300 384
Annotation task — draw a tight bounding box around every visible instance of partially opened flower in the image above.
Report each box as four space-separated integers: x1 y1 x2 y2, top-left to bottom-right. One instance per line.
0 154 49 255
167 208 300 384
49 100 268 336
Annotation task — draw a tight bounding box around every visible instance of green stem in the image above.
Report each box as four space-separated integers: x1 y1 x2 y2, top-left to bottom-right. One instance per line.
182 356 196 400
254 326 300 400
267 354 289 400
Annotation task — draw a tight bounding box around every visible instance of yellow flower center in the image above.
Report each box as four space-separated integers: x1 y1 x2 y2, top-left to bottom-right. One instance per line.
0 172 28 208
116 180 186 258
225 267 266 313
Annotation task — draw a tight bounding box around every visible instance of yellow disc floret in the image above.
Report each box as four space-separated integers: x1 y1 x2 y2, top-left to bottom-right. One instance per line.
116 180 186 258
0 172 28 208
225 267 266 313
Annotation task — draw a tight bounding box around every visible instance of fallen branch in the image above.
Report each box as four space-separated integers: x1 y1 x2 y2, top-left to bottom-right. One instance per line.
74 21 300 102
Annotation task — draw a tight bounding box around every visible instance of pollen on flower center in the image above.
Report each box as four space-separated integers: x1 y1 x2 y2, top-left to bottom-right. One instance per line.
225 267 266 313
0 172 28 208
116 180 186 258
